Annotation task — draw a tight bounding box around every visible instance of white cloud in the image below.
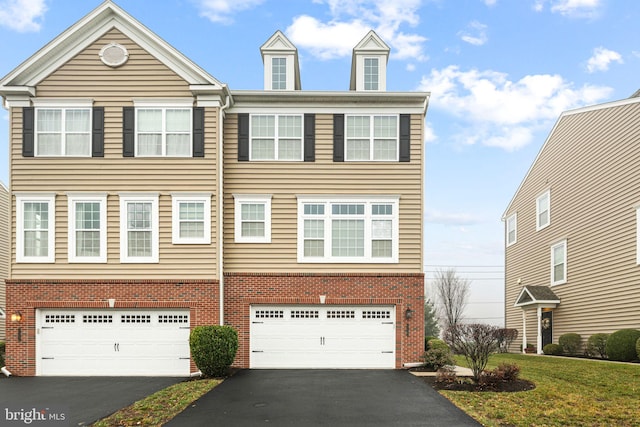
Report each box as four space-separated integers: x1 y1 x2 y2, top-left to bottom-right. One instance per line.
534 0 602 18
484 0 497 6
586 47 623 73
0 0 46 32
406 63 416 72
287 0 427 61
458 21 488 46
195 0 264 24
425 209 481 226
424 121 437 143
418 65 613 150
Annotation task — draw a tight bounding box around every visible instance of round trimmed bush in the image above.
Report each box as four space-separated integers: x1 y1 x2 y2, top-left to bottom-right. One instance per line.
427 338 450 351
423 348 455 370
189 325 238 377
605 329 640 362
558 333 582 355
425 336 438 351
585 333 609 359
543 343 563 356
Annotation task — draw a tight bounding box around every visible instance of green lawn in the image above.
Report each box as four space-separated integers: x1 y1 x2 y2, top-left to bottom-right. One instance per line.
446 354 640 427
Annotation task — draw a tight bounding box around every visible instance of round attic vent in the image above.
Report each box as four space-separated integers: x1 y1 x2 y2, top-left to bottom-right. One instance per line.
99 43 129 68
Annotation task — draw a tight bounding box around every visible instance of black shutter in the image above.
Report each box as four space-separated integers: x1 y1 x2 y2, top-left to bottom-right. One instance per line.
122 106 135 157
304 114 315 162
92 107 105 157
399 114 411 162
193 107 205 157
22 107 34 157
333 114 344 162
238 113 249 161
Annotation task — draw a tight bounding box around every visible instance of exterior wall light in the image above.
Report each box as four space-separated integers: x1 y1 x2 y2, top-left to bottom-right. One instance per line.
10 312 22 322
405 308 414 320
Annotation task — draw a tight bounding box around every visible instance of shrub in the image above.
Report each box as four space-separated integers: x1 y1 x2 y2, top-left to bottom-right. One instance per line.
478 363 521 388
636 337 640 361
585 333 609 359
423 348 455 370
448 323 500 383
558 333 582 355
427 338 450 351
435 365 458 384
189 325 238 377
606 329 640 362
543 343 563 356
424 335 438 351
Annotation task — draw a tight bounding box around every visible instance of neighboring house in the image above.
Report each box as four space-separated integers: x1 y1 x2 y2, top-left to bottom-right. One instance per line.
503 93 640 354
0 182 8 341
0 1 428 376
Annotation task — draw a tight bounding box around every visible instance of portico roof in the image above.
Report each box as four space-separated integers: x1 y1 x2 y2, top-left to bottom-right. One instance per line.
514 285 560 308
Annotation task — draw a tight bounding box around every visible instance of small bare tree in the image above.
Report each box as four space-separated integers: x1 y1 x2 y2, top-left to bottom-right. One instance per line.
494 328 519 353
433 268 469 341
449 323 500 383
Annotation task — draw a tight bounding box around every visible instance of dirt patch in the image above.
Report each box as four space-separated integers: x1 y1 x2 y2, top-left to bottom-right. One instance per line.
422 376 536 393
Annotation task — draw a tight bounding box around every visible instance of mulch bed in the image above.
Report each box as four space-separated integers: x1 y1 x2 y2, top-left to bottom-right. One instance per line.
421 375 536 392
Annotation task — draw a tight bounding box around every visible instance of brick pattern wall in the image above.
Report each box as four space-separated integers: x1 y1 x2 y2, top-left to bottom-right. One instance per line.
5 279 219 376
223 272 425 368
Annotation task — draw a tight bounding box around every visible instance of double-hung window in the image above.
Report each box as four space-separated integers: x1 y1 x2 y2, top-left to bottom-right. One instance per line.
16 193 56 263
34 100 92 156
272 58 287 90
135 100 192 157
68 194 107 263
345 115 398 161
119 194 159 263
297 196 399 263
506 213 517 246
536 190 550 230
551 240 567 285
250 114 303 160
172 194 211 244
234 195 272 243
364 58 379 91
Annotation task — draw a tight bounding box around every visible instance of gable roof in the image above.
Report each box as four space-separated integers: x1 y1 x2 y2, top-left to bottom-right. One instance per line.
350 30 390 91
0 0 227 98
515 285 560 307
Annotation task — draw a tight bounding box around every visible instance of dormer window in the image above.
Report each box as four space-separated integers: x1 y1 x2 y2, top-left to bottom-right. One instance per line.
364 58 379 91
272 58 287 90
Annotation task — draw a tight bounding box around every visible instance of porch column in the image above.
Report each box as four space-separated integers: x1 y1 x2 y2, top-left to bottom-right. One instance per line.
522 311 527 354
536 306 543 354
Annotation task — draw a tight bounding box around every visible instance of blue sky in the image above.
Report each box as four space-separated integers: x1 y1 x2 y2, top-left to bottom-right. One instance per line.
1 0 638 324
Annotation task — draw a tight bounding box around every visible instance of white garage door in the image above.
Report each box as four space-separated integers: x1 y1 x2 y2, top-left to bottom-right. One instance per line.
36 309 191 376
250 305 395 369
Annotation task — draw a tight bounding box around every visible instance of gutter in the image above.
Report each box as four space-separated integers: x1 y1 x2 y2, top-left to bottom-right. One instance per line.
218 94 231 326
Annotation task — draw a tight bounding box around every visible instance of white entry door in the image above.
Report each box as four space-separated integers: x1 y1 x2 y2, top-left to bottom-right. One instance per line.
250 305 396 369
36 309 191 376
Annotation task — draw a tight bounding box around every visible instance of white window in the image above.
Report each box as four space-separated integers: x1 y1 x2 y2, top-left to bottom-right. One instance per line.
536 190 550 230
68 194 107 263
16 193 56 263
551 240 567 285
272 58 287 90
234 195 272 243
134 99 192 157
297 196 399 263
172 193 211 244
506 213 517 246
250 114 303 161
364 58 379 91
119 194 159 263
345 115 398 161
34 99 92 156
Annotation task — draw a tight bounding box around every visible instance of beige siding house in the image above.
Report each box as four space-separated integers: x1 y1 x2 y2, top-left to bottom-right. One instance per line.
0 2 428 375
0 182 8 341
503 94 640 353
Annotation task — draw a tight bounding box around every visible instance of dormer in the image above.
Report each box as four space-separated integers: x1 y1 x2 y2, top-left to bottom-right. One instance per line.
260 30 301 91
350 30 390 91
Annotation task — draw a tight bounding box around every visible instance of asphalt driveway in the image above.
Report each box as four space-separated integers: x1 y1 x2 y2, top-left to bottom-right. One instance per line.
167 370 480 427
0 376 184 426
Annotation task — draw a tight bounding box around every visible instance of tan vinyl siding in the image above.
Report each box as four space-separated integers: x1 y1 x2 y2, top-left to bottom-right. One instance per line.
0 183 8 339
223 113 423 273
10 29 218 280
505 101 640 348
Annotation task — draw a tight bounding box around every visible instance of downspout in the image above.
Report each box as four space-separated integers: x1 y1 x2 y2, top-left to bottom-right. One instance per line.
218 94 231 326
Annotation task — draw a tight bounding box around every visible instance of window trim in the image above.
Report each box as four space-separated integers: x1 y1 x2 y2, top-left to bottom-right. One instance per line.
506 213 517 247
32 99 93 157
171 193 212 244
133 99 193 158
536 190 550 231
67 193 107 263
16 193 56 263
551 239 567 286
234 194 272 243
344 114 399 162
297 195 399 263
119 193 159 263
249 114 304 161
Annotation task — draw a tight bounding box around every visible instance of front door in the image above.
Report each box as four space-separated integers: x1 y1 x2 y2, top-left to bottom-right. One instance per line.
541 311 553 348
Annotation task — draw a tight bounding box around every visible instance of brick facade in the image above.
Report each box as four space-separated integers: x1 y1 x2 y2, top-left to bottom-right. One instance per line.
4 279 219 376
223 273 425 369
